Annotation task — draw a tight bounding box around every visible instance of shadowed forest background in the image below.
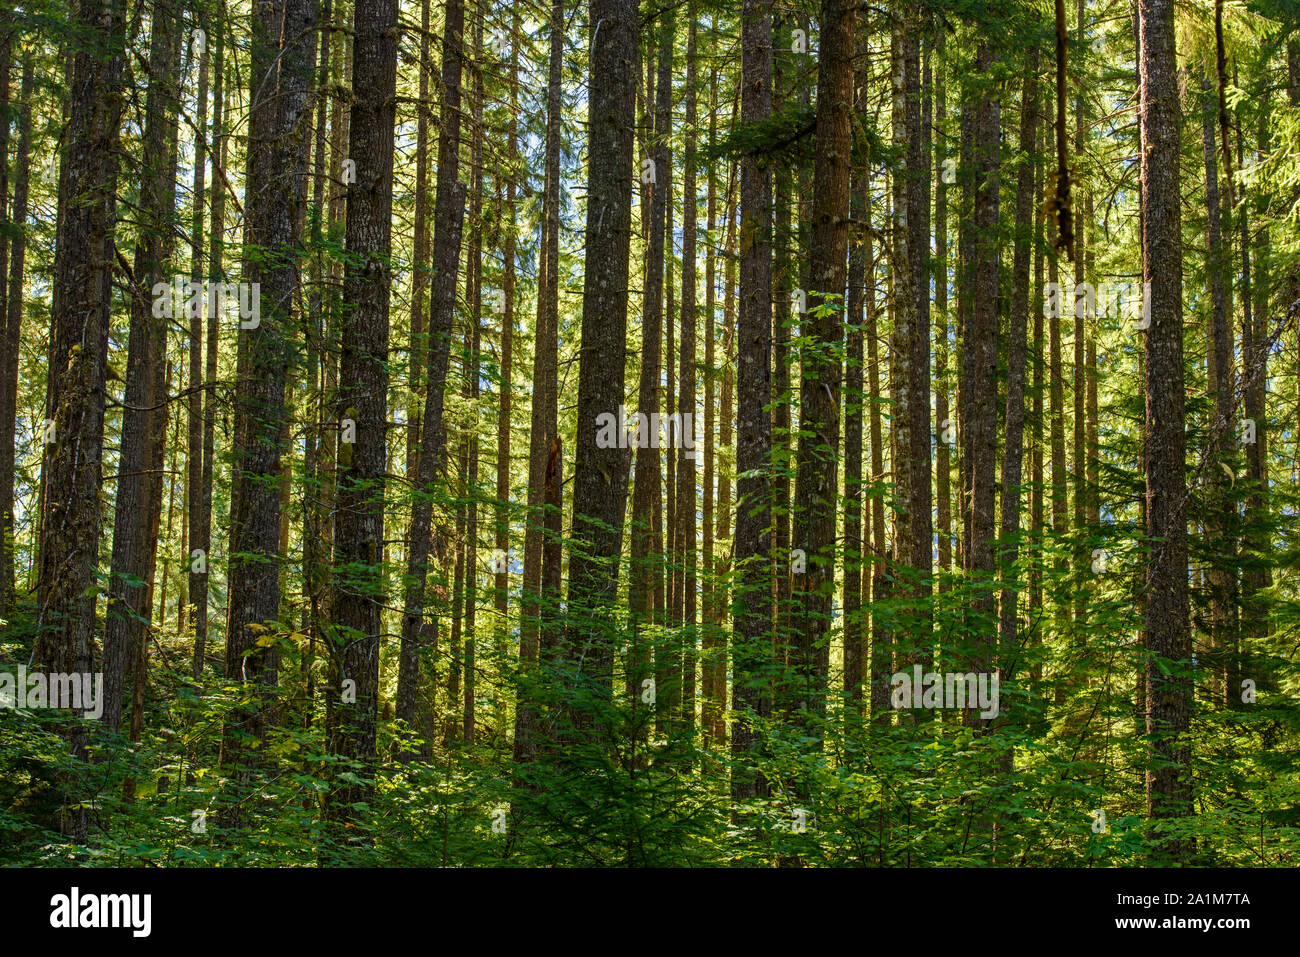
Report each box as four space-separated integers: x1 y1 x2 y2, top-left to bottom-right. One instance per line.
2 0 1300 867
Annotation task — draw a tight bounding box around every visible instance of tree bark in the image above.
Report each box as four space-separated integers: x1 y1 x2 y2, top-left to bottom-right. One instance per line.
397 0 467 735
998 48 1038 706
513 0 563 766
790 0 853 730
629 4 670 728
105 0 181 735
732 0 774 803
676 8 699 734
0 50 33 619
222 0 317 770
326 0 397 823
964 39 1000 726
563 0 639 705
36 0 128 841
1137 0 1192 850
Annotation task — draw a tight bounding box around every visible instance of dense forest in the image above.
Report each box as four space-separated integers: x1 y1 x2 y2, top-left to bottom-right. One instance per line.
1 0 1299 868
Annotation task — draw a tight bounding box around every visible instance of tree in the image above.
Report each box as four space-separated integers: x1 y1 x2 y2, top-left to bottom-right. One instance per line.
104 0 181 735
222 0 318 770
998 47 1038 700
0 49 33 619
326 0 398 824
732 0 774 803
1137 0 1192 849
513 0 564 765
676 7 699 734
628 1 670 721
563 0 639 705
35 0 128 840
398 0 467 735
790 0 854 729
964 38 1000 726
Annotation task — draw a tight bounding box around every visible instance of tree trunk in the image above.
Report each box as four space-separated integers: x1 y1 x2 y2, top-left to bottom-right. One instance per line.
933 26 951 590
195 4 227 683
964 39 1000 726
0 51 33 618
326 0 397 824
1240 86 1271 692
1137 0 1192 850
843 53 866 725
222 0 318 771
1199 73 1236 709
771 15 793 658
790 0 853 731
629 4 670 726
701 61 722 746
997 48 1038 705
186 8 209 664
564 0 639 705
676 8 699 734
397 0 467 735
866 164 889 723
36 0 128 841
106 0 181 734
732 0 774 803
513 0 563 766
494 8 519 670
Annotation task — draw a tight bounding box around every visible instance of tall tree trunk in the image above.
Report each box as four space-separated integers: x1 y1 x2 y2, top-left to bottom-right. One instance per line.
933 26 951 590
889 11 925 686
1030 136 1045 688
1072 0 1088 636
1200 73 1236 709
494 8 518 669
770 15 793 659
715 168 736 723
701 60 721 746
563 0 639 707
195 3 227 683
106 0 181 734
513 0 563 766
665 179 677 631
36 0 128 841
998 49 1038 706
964 39 1000 726
1047 106 1068 690
629 4 670 727
300 0 335 717
843 54 866 725
1137 0 1192 850
956 105 974 576
397 0 467 734
911 13 932 633
186 8 210 661
407 0 431 484
0 34 9 414
0 51 33 618
1240 86 1270 694
732 0 773 803
459 2 485 746
676 8 699 734
222 0 318 772
326 0 397 825
790 0 853 732
865 164 888 723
